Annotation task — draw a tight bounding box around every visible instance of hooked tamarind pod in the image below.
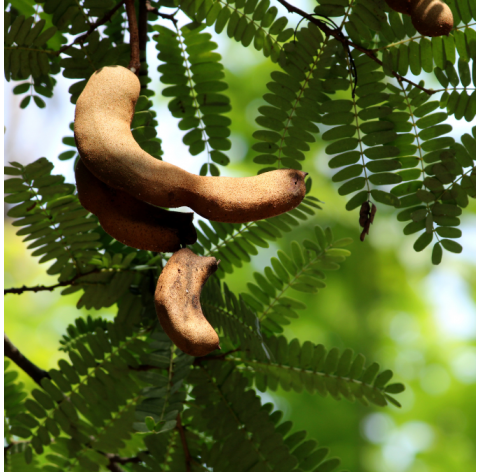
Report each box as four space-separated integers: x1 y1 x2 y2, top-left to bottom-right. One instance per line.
410 0 453 36
75 159 197 252
384 0 412 15
155 248 220 357
74 66 307 223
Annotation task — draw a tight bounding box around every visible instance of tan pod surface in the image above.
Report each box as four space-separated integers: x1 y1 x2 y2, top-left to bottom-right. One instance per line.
75 159 197 252
74 65 307 223
155 248 220 357
410 0 453 36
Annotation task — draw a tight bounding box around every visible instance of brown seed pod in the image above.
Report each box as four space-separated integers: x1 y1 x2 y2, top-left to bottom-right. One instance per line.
75 159 197 252
410 0 453 36
384 0 412 15
359 201 371 228
74 65 307 224
154 248 220 357
359 201 377 242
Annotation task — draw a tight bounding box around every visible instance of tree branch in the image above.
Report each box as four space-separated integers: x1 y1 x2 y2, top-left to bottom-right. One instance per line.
138 0 149 91
57 0 124 55
139 0 148 56
4 334 50 386
275 0 436 95
176 413 191 472
125 0 141 74
4 269 100 295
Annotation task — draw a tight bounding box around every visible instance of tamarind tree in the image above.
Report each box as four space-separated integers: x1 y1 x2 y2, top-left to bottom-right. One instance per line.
4 0 475 471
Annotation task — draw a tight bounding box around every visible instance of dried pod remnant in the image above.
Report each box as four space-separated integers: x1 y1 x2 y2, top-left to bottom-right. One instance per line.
359 201 377 242
155 249 220 357
75 159 197 252
74 66 307 224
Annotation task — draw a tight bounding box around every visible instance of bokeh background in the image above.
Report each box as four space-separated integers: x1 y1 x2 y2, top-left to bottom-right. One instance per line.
4 1 476 471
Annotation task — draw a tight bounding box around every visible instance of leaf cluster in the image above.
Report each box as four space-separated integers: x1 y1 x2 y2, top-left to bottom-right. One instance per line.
4 0 474 469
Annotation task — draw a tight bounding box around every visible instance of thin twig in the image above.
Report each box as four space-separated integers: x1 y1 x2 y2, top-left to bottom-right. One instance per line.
4 269 100 295
146 1 179 25
106 461 123 472
4 334 50 386
57 0 124 55
193 348 241 366
275 0 436 95
176 413 191 472
129 364 161 371
104 451 146 472
125 0 141 74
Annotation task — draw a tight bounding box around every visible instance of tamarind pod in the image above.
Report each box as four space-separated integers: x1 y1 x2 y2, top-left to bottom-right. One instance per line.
154 248 220 357
410 0 453 37
359 201 370 228
384 0 412 15
75 159 197 253
74 66 307 223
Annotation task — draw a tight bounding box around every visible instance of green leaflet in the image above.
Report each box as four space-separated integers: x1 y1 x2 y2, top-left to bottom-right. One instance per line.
240 227 351 335
179 0 291 62
15 322 149 468
188 362 344 472
236 335 404 407
5 158 104 278
135 330 192 434
253 24 341 174
193 199 321 277
155 22 230 174
4 14 57 107
4 359 29 447
201 277 269 359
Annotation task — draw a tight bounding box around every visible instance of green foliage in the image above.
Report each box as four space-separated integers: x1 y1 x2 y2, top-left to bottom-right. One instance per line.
155 21 231 174
233 335 404 407
4 0 475 470
135 329 194 435
191 195 323 276
4 158 101 280
14 320 149 469
4 360 29 442
4 11 57 107
253 26 348 173
240 226 352 334
202 277 269 359
187 362 343 472
177 0 294 61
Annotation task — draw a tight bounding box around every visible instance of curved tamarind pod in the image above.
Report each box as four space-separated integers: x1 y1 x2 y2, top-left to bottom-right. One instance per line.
75 159 197 252
155 248 220 357
384 0 411 14
74 66 307 223
410 0 453 36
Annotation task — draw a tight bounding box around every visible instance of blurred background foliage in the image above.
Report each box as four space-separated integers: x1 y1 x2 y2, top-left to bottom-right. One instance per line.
4 2 475 470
